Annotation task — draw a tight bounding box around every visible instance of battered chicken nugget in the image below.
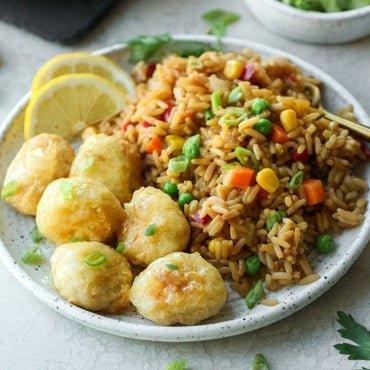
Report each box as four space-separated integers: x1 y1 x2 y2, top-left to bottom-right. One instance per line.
70 134 141 203
51 242 133 313
130 252 228 325
1 133 74 215
117 186 190 266
36 177 124 244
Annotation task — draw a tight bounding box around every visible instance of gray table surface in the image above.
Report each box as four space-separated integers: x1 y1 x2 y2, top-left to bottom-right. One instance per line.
0 0 369 369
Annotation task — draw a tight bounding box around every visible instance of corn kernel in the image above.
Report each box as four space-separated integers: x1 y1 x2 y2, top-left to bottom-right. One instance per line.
223 60 244 80
280 109 298 133
256 168 280 193
165 135 185 154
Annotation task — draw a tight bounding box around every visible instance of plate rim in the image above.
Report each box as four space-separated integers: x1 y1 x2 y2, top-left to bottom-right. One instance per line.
0 34 369 342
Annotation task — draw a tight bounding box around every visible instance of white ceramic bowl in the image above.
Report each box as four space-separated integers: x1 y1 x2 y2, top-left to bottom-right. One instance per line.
0 35 369 342
247 0 370 44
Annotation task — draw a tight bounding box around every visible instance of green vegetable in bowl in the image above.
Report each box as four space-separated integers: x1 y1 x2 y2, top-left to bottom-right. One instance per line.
281 0 370 12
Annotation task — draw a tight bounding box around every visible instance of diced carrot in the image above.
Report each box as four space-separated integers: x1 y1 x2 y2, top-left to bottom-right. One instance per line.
303 179 325 205
257 187 269 200
270 124 289 144
224 167 256 189
146 135 163 154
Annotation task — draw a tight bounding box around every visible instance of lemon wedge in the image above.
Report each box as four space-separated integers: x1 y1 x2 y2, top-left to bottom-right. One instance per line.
31 52 136 100
25 74 126 140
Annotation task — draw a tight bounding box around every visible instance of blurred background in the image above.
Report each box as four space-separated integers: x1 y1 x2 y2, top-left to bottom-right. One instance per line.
0 1 369 369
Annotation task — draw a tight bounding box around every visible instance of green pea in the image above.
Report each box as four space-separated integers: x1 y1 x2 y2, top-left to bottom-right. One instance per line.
245 256 261 275
253 118 272 135
250 99 270 115
178 192 195 209
183 134 201 160
315 234 336 254
162 182 179 197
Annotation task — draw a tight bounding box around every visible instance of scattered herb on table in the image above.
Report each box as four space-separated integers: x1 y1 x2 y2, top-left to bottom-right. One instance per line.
334 311 370 361
31 226 43 244
250 353 270 370
202 9 241 43
166 358 188 370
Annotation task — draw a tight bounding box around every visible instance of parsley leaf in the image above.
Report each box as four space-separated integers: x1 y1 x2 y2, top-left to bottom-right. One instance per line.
202 9 241 39
127 33 172 63
250 353 270 370
166 358 187 370
334 311 370 361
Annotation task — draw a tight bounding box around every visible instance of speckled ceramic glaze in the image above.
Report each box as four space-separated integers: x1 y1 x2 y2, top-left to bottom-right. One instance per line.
247 0 370 44
0 35 369 342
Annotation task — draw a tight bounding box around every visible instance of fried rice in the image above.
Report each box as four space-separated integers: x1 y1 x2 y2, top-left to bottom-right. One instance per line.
91 49 367 298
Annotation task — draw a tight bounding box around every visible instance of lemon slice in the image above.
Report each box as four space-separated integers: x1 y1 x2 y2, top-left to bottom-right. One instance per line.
25 73 126 140
31 52 136 100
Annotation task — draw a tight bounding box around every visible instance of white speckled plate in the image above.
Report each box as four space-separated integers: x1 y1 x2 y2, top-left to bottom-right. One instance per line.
0 35 369 342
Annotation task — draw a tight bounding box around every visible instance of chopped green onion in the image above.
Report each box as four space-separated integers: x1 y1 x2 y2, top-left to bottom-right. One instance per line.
266 210 287 231
127 33 172 63
288 170 304 190
79 155 95 172
1 180 17 199
144 224 157 236
245 280 265 309
204 108 214 121
21 247 43 265
234 147 259 169
116 242 126 253
223 162 240 170
168 155 190 173
31 226 43 244
211 91 222 113
70 237 85 243
165 263 178 271
228 86 244 104
84 252 107 267
178 192 195 209
250 353 270 370
219 108 248 127
166 358 188 370
253 118 273 135
59 180 74 201
182 134 201 160
250 99 270 115
162 182 179 197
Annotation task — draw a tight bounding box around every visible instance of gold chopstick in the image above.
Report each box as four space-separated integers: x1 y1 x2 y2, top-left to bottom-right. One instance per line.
323 110 370 141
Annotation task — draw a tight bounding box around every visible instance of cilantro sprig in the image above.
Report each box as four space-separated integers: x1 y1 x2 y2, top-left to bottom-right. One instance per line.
334 311 370 361
202 9 241 48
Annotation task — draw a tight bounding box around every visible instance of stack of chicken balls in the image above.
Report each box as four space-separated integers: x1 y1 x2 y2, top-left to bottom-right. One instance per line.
2 132 227 325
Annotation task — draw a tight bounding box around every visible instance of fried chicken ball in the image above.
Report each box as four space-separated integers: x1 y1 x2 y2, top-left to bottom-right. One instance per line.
117 186 190 266
51 242 133 313
130 252 228 325
36 177 124 244
70 134 141 203
1 133 74 215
